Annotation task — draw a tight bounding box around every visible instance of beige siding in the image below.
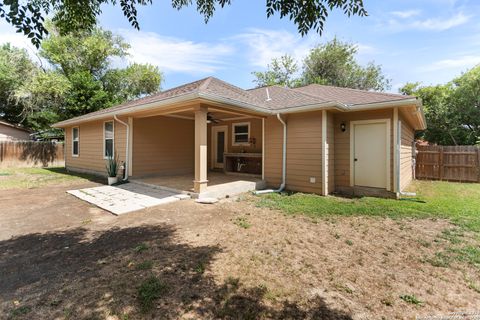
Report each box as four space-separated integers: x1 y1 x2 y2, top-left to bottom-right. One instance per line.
333 109 394 191
264 112 323 194
132 116 194 177
208 118 262 168
399 113 415 190
326 111 335 194
264 115 283 187
65 118 127 176
0 123 30 141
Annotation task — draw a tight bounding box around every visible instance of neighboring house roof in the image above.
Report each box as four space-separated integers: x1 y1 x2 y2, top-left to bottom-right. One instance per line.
0 119 31 133
53 77 425 128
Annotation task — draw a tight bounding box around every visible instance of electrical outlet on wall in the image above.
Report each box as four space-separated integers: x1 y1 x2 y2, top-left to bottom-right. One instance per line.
310 177 316 183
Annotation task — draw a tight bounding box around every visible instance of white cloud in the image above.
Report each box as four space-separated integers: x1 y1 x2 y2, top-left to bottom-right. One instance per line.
423 55 480 71
411 12 470 31
355 43 378 55
119 29 234 74
386 12 471 32
390 10 421 19
231 28 318 68
0 22 39 55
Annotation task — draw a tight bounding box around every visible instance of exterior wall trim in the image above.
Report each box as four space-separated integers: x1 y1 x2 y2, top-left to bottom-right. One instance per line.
393 107 399 194
321 110 328 195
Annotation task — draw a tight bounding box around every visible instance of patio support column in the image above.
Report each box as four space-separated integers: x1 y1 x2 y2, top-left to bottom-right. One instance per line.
194 105 208 193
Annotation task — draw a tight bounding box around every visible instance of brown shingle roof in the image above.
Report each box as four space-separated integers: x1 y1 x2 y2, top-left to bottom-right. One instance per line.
247 85 331 109
54 77 421 127
293 84 416 106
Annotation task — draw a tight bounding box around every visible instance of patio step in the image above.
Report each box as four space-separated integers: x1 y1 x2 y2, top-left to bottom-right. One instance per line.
198 180 266 200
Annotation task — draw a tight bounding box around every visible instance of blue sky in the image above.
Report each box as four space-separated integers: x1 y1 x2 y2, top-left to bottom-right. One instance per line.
2 0 480 93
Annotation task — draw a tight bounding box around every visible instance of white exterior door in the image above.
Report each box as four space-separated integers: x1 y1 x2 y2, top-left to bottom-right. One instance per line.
353 122 388 189
212 126 228 169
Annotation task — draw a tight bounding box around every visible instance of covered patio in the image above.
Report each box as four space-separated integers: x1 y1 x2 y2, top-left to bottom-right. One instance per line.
126 100 267 198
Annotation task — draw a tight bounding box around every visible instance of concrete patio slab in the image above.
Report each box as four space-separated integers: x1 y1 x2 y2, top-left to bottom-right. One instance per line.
67 183 188 215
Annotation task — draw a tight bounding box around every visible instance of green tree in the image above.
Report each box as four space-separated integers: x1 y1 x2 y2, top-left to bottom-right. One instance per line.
252 55 300 88
450 66 480 144
103 63 163 104
302 38 391 91
0 43 39 124
400 65 480 145
0 0 367 47
0 24 163 131
37 24 162 119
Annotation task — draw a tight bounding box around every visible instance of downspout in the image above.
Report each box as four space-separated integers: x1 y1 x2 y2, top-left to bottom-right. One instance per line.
255 113 286 194
113 115 129 181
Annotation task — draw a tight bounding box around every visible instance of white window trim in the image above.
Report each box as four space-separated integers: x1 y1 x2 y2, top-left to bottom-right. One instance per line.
349 118 391 191
72 126 79 157
232 122 250 146
103 120 115 159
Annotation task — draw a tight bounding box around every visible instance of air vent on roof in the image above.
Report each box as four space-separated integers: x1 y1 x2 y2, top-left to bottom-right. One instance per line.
265 88 272 102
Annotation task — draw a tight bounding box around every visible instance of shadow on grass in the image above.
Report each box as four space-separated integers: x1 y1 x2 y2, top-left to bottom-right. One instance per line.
0 225 352 320
45 167 105 184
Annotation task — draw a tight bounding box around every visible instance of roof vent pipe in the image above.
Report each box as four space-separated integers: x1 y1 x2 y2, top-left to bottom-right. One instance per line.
255 113 286 194
265 88 272 101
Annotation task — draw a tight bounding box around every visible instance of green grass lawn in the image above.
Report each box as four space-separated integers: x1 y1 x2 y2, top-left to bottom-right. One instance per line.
0 167 95 190
254 181 480 233
254 180 480 270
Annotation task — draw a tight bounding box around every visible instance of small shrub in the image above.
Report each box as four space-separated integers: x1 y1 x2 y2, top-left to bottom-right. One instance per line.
9 306 31 318
400 294 422 305
234 217 251 229
136 260 153 270
345 239 353 246
137 276 167 313
194 261 206 274
134 243 149 253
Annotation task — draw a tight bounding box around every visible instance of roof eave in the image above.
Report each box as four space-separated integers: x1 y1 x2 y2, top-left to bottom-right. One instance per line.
52 92 271 128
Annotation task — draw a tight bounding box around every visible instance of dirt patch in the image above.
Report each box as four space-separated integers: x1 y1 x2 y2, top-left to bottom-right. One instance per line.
0 184 479 319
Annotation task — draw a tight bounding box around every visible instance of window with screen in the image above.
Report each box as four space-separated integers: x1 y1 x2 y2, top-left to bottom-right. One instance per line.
232 122 250 145
72 127 79 156
104 121 114 158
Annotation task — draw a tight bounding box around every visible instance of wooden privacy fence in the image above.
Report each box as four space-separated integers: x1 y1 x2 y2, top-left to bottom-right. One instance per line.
416 145 480 182
0 141 64 167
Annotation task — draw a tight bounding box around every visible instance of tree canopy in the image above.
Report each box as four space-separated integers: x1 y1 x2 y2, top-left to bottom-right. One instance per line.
400 65 480 145
252 38 391 92
252 55 300 88
0 24 163 133
0 0 367 48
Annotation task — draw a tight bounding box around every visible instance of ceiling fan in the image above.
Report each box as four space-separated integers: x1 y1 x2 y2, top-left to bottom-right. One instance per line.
207 112 221 124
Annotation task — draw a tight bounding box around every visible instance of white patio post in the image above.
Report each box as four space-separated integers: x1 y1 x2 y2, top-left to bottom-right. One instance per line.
194 105 208 193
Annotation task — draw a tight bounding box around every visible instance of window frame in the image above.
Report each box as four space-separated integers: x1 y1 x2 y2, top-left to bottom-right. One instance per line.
232 122 250 146
72 126 79 157
103 120 115 159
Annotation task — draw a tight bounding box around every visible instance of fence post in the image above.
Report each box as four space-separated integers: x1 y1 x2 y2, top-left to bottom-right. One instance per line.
439 146 444 180
477 147 480 183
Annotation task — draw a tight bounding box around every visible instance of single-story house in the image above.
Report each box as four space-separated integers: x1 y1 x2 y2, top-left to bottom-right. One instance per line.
0 119 31 142
52 77 426 198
